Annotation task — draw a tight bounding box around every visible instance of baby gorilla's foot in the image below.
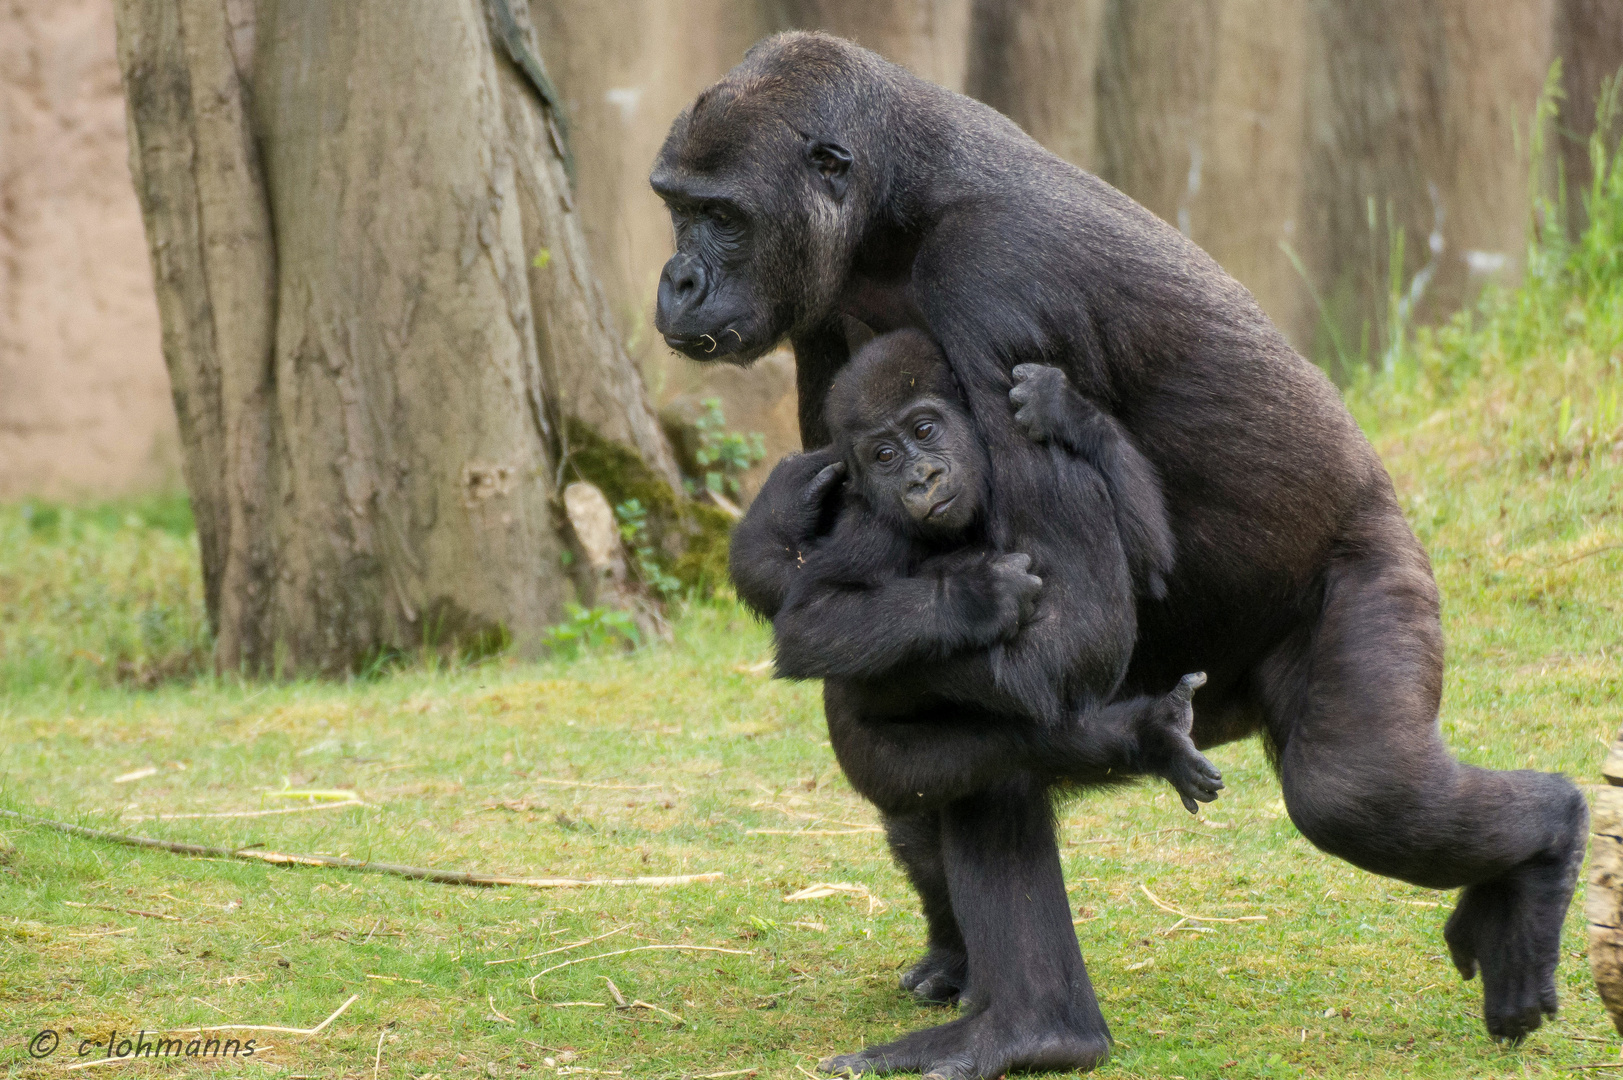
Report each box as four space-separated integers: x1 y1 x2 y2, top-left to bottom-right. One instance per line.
1139 672 1223 813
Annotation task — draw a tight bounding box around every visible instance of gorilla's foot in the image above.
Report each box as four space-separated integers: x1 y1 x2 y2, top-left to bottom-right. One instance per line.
1443 807 1586 1042
818 1006 1109 1078
898 948 967 1004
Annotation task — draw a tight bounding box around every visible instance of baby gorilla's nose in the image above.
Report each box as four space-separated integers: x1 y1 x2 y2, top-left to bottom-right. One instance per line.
906 461 945 490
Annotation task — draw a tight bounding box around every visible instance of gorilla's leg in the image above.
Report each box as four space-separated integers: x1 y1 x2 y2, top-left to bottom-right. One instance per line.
1269 521 1588 1042
822 777 1110 1078
884 811 967 1004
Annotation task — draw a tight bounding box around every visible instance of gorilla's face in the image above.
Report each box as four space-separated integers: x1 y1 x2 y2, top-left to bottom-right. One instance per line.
648 176 781 363
848 395 985 538
650 78 859 364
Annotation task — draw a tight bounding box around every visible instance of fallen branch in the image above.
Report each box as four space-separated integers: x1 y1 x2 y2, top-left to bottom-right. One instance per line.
63 900 180 922
2 809 720 890
532 778 671 792
485 925 629 966
174 994 358 1036
66 994 359 1045
123 800 364 823
1547 542 1623 569
1139 884 1266 924
628 999 684 1024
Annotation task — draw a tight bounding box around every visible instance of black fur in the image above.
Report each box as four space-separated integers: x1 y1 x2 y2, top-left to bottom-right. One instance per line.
731 332 1219 1040
735 330 1218 814
657 31 1588 1069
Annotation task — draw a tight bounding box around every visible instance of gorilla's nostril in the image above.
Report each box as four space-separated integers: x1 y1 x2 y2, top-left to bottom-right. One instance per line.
661 254 709 307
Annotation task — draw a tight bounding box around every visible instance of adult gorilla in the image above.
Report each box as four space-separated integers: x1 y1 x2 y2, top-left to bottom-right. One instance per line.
650 29 1587 1068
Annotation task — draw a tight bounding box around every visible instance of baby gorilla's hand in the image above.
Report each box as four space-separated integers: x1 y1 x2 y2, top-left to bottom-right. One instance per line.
1137 672 1223 813
989 552 1043 635
787 459 846 541
1009 363 1074 443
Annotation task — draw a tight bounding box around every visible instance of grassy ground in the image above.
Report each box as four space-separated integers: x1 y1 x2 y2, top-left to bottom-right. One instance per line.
4 118 1622 1080
2 374 1620 1080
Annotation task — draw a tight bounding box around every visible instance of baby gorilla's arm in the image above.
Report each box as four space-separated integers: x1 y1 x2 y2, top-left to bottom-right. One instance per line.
827 673 1221 816
1009 363 1176 599
729 451 846 620
773 548 1041 680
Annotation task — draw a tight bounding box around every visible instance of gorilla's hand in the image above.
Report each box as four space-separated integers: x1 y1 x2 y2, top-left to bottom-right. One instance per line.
751 450 845 545
1009 363 1074 443
1136 672 1223 813
792 460 847 540
989 552 1043 633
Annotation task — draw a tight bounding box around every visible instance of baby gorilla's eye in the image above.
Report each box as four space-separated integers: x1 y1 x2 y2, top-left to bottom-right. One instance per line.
875 446 896 463
914 421 935 441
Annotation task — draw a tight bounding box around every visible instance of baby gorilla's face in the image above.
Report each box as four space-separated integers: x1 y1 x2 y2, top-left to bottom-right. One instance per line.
851 395 985 537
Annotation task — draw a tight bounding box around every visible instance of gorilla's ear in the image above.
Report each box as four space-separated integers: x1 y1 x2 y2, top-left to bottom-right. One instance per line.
806 140 853 200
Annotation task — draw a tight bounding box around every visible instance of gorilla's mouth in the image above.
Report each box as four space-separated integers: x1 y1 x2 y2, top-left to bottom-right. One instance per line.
928 493 958 518
663 325 754 360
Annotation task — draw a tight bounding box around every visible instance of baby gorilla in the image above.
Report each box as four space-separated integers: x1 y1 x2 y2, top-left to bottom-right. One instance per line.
732 327 1220 829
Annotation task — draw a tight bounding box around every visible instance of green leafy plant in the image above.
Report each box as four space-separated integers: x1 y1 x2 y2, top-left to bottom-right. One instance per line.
540 603 640 656
614 499 683 598
690 398 765 499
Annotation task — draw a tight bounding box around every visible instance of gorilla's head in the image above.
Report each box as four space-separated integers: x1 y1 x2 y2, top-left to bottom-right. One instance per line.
649 33 892 363
825 329 986 538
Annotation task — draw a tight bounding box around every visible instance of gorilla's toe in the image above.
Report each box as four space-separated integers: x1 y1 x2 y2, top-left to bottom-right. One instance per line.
900 948 967 1004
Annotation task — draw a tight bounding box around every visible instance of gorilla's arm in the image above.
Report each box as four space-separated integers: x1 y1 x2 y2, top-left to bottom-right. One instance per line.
732 454 1040 677
772 518 1040 680
1010 363 1175 600
826 674 1219 816
728 449 845 620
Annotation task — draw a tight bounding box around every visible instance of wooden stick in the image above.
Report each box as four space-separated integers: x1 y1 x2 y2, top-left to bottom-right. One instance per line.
2 809 720 890
166 994 360 1035
63 900 180 922
1140 884 1266 923
485 926 629 966
122 801 363 822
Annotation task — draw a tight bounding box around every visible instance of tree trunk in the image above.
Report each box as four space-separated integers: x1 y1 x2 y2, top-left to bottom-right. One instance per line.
1555 0 1623 236
760 0 972 92
964 0 1105 171
115 0 680 675
1588 727 1623 1034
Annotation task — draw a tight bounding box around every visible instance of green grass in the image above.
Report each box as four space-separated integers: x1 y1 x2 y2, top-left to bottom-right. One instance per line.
0 494 208 694
3 110 1622 1080
2 402 1620 1078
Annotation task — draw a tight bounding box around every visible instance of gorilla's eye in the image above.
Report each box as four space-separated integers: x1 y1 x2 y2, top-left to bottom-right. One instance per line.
709 204 741 230
914 421 935 441
875 446 896 464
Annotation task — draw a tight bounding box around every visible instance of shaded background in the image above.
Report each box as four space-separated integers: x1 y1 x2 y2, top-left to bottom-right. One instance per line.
3 0 1621 500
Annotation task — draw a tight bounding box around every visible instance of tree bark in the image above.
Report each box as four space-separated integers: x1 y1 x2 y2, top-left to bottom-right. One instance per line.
1555 0 1623 235
964 0 1105 171
116 0 679 675
1588 727 1623 1034
760 0 972 92
114 0 276 670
